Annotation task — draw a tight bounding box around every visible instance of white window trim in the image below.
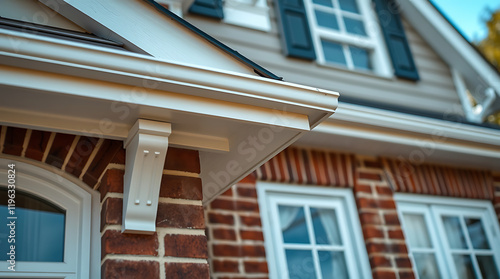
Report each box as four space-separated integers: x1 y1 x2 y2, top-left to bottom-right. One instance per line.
257 182 372 279
395 193 500 279
304 0 392 77
223 0 271 31
0 158 100 279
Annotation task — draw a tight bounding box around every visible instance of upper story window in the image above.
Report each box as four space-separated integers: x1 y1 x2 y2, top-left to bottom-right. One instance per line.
396 194 500 279
258 183 372 279
275 0 420 80
188 0 271 31
0 159 98 278
305 0 388 73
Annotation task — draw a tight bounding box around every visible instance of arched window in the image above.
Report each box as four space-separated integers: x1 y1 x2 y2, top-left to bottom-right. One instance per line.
0 158 98 278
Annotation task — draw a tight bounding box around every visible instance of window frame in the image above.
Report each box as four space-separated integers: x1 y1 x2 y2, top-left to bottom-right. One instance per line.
0 158 100 278
395 193 500 279
303 0 392 76
258 182 372 279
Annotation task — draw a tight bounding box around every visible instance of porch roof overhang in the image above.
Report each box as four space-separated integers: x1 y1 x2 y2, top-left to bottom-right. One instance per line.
0 25 339 203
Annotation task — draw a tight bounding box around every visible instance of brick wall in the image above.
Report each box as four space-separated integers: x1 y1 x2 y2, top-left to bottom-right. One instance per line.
354 157 413 279
0 125 210 279
494 172 500 225
0 125 121 187
100 147 209 279
206 146 498 279
206 174 268 279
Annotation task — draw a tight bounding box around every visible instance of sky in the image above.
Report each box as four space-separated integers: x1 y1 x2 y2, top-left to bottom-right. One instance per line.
430 0 500 42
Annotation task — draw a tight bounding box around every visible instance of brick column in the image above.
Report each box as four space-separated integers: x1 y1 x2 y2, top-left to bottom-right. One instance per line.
494 172 500 225
100 147 209 279
206 174 269 279
353 156 415 279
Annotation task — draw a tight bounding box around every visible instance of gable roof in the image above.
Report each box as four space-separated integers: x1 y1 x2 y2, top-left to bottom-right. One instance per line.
428 1 500 76
0 17 124 50
144 0 282 80
47 0 279 79
399 0 500 105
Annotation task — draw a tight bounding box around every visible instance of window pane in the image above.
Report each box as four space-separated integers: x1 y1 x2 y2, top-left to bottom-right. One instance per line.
350 46 371 70
343 17 366 36
442 216 468 249
465 218 490 250
312 0 333 7
279 205 310 244
285 249 317 279
402 213 432 248
453 254 476 279
311 208 342 245
321 40 346 66
413 253 440 279
338 0 359 13
315 10 339 30
0 188 65 262
318 251 348 279
477 255 500 279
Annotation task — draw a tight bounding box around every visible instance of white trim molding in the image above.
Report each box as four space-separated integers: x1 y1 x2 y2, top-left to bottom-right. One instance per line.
122 119 171 234
297 102 500 171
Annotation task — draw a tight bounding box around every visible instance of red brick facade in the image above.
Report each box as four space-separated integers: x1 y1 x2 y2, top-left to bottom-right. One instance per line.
206 146 497 279
1 125 498 278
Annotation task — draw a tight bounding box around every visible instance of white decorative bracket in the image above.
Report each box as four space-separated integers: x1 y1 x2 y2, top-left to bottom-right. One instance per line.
122 119 171 234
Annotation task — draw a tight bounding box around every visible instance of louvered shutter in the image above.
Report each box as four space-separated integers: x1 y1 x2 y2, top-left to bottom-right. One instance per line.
189 0 224 19
373 0 419 80
275 0 316 60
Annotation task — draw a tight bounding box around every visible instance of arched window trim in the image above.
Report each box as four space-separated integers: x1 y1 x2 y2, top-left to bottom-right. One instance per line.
0 157 100 278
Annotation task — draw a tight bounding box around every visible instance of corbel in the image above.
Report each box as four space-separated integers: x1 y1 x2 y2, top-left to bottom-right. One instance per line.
122 119 171 234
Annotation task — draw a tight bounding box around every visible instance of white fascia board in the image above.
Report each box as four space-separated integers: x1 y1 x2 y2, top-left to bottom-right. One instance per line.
0 28 338 128
297 103 500 171
398 0 500 95
333 103 500 146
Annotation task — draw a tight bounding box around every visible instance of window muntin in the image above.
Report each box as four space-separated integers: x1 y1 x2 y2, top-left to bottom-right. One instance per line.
397 196 500 279
305 0 391 75
258 183 371 279
0 188 66 262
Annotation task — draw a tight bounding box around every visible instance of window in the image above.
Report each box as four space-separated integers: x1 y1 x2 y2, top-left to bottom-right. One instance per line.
258 183 371 279
0 159 100 278
223 0 271 31
304 0 391 75
396 194 500 279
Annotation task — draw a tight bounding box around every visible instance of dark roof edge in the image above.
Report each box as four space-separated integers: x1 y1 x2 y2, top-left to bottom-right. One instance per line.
0 17 124 49
427 1 500 76
143 0 283 80
340 95 500 130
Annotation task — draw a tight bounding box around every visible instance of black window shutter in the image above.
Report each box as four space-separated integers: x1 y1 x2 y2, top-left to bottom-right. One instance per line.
275 0 316 60
189 0 224 19
373 0 419 81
